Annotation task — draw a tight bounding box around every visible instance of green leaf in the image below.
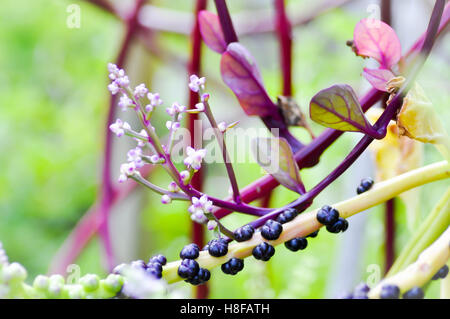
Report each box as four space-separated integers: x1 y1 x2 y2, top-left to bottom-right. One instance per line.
309 84 372 133
251 137 304 194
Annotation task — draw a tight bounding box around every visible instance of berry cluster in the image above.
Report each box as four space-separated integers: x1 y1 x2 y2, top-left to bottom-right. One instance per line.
252 242 275 261
207 238 229 257
221 258 244 275
276 208 298 224
356 177 374 194
234 225 255 242
177 244 210 286
260 220 283 240
343 282 426 299
316 206 348 233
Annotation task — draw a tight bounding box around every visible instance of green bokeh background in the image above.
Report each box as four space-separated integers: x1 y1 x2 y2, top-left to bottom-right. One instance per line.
0 0 448 298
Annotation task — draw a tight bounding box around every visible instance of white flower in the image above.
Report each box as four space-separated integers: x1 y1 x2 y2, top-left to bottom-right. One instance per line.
207 220 218 231
127 147 144 168
218 121 227 133
118 162 137 183
183 146 206 170
180 170 190 183
134 83 148 98
150 154 163 164
166 102 187 116
109 119 131 137
118 94 133 111
189 74 206 93
166 121 180 131
134 129 148 147
168 182 179 193
188 195 212 223
195 102 205 112
147 92 163 107
108 82 120 95
161 195 172 204
116 75 130 87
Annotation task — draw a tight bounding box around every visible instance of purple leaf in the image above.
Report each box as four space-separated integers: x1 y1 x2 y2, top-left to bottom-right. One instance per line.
198 11 227 54
251 137 304 194
362 68 395 92
309 84 373 133
220 43 278 117
353 19 402 69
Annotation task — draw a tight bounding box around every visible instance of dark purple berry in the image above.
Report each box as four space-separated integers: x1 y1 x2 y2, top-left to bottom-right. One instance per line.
147 262 163 273
234 225 255 242
221 258 244 275
432 265 449 280
402 287 424 299
357 177 374 194
307 230 319 238
316 206 339 226
326 218 348 233
180 243 200 260
276 208 298 224
380 284 400 299
252 242 275 261
185 268 210 286
284 237 308 252
260 220 283 240
177 259 199 279
352 282 370 299
149 254 166 266
339 292 354 299
208 238 228 257
146 266 162 279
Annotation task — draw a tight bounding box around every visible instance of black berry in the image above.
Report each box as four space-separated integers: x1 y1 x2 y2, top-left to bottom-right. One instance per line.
185 268 210 286
221 258 244 275
234 225 255 242
356 177 374 194
146 263 163 279
285 237 308 252
177 259 199 279
149 254 167 266
307 230 319 238
326 218 348 233
316 206 339 226
402 286 424 299
180 243 200 260
380 284 400 299
353 283 370 299
208 238 228 257
276 208 298 224
432 265 449 280
252 242 275 261
260 220 283 240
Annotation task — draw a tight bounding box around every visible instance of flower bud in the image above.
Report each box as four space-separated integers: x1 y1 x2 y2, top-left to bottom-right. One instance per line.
80 274 100 292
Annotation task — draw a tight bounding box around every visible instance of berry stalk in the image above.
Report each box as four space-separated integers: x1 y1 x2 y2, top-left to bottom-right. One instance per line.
368 226 450 299
161 161 450 283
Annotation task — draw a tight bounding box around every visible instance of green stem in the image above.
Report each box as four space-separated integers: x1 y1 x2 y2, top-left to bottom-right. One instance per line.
387 187 450 277
161 161 450 283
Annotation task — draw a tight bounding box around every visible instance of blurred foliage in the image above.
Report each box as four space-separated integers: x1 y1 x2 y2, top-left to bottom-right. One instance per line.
0 0 448 298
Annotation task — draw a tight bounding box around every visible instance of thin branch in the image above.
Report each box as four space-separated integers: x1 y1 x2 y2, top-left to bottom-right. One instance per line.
202 100 241 204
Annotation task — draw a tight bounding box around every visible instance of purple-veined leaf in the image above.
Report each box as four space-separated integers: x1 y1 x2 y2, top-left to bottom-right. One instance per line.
353 19 401 68
198 11 227 54
251 137 304 194
362 68 395 92
220 43 278 117
309 84 373 133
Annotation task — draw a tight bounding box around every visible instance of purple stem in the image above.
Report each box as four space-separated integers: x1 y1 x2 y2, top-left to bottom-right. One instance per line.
245 0 445 230
213 0 238 43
